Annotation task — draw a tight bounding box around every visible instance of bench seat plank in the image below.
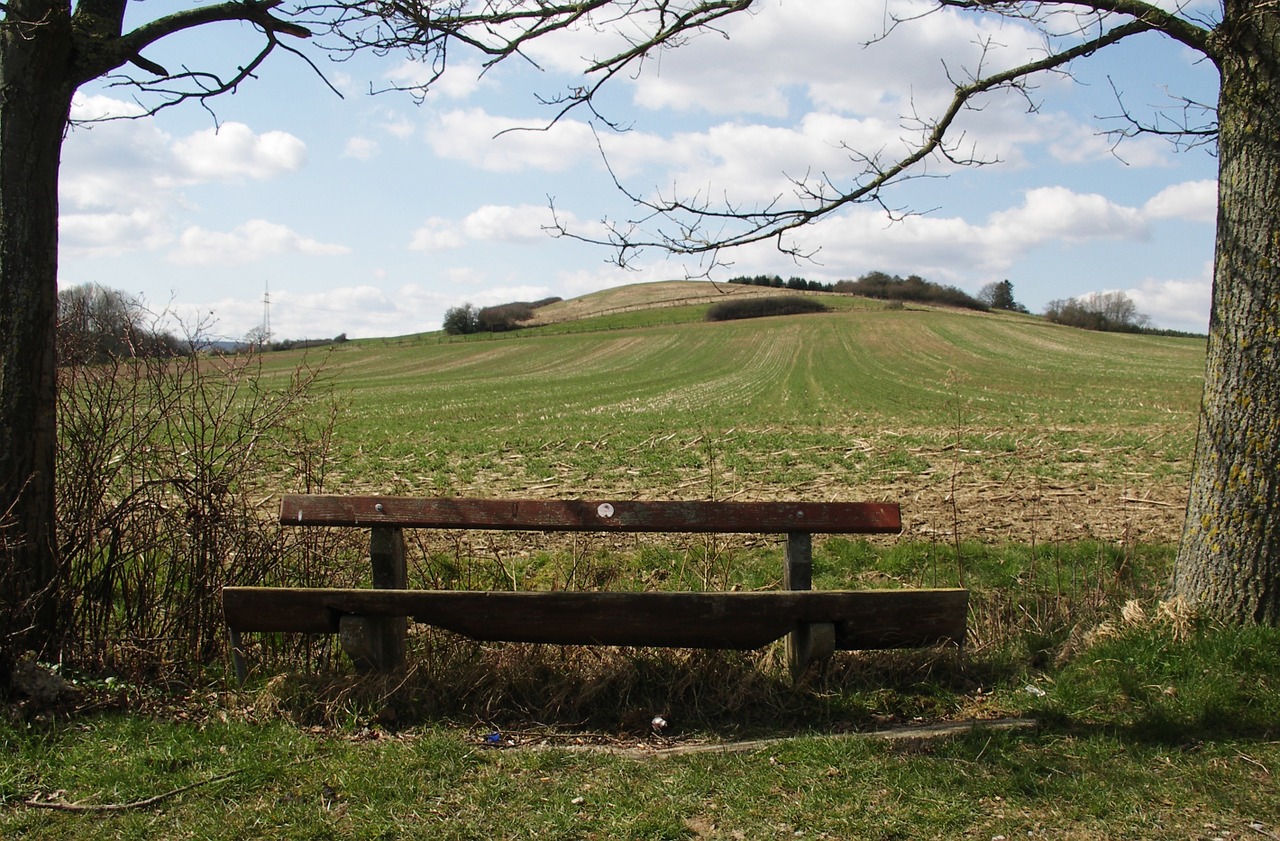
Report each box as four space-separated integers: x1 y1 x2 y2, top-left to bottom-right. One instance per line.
279 495 902 535
223 587 966 650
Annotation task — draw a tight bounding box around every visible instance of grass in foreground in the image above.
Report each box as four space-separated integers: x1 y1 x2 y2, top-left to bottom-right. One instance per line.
2 583 1280 839
4 610 1278 840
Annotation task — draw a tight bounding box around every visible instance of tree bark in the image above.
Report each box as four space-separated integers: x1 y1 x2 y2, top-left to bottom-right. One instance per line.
0 0 77 679
1173 0 1280 623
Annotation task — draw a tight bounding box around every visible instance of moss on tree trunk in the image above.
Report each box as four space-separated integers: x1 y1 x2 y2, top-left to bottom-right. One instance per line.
1173 0 1280 623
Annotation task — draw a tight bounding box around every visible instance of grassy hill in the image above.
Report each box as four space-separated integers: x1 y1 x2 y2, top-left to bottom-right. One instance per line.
287 282 1205 546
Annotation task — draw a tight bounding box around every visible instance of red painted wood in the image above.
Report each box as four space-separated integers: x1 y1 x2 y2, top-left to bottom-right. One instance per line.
279 495 901 534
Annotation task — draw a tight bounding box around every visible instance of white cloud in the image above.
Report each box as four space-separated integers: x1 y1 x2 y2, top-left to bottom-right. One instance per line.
344 136 379 159
70 93 147 122
60 101 312 259
382 114 416 139
461 204 556 242
170 219 350 265
63 100 171 212
425 108 600 171
1048 123 1172 168
1126 264 1212 333
60 210 173 259
438 267 492 287
410 218 467 252
1144 179 1217 222
766 185 1150 282
169 123 307 182
166 284 404 342
523 0 1047 120
988 186 1149 245
410 204 560 251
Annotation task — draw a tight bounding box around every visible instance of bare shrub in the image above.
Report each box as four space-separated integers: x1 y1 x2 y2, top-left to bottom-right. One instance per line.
56 324 345 679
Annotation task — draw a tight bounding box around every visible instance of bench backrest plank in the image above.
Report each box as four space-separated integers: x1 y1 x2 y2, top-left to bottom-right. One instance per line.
280 495 901 534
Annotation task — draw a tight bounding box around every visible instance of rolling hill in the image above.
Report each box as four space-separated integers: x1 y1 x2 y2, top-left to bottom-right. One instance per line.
297 282 1205 546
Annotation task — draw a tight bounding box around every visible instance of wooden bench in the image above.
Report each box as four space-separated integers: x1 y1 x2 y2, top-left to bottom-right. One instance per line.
223 495 967 681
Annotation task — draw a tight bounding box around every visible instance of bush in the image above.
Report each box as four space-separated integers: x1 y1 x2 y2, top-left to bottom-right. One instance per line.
833 271 988 311
705 296 830 322
56 341 342 677
443 303 481 335
727 275 834 291
478 302 535 332
271 334 349 351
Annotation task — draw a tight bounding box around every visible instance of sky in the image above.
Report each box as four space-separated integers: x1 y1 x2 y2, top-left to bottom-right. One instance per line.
58 0 1223 343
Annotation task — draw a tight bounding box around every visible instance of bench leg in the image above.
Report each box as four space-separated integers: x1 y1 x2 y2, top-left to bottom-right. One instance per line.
339 615 407 673
788 621 836 681
229 628 247 685
340 525 408 673
783 531 834 679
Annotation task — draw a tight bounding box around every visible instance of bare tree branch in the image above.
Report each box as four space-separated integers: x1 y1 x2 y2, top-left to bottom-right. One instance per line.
71 0 312 86
1100 76 1219 153
938 0 1217 57
60 0 1218 260
549 16 1162 268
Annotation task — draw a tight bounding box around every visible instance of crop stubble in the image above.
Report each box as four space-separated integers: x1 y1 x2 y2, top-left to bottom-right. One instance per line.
306 305 1201 547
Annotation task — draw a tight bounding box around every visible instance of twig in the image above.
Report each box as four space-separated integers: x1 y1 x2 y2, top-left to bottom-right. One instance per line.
1249 822 1280 841
1237 751 1271 774
1119 496 1181 508
24 770 240 812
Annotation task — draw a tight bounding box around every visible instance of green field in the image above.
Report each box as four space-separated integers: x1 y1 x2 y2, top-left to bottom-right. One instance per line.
298 284 1203 546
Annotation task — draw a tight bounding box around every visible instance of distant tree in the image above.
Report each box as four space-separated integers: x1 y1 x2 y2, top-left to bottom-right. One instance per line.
57 284 183 364
978 280 1026 312
442 304 481 336
1045 291 1151 333
244 325 272 351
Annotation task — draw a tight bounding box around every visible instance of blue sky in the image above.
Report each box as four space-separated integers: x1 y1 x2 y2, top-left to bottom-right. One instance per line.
59 0 1221 342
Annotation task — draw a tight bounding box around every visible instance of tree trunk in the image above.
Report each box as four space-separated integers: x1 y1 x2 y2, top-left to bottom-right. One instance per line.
0 0 76 682
1172 0 1280 623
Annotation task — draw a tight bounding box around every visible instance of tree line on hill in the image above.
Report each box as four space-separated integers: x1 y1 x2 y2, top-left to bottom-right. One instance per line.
728 271 1199 336
728 271 993 312
443 297 563 335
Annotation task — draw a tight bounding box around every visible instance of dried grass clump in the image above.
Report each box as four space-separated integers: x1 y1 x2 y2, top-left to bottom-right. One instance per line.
1075 595 1201 655
241 630 974 736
